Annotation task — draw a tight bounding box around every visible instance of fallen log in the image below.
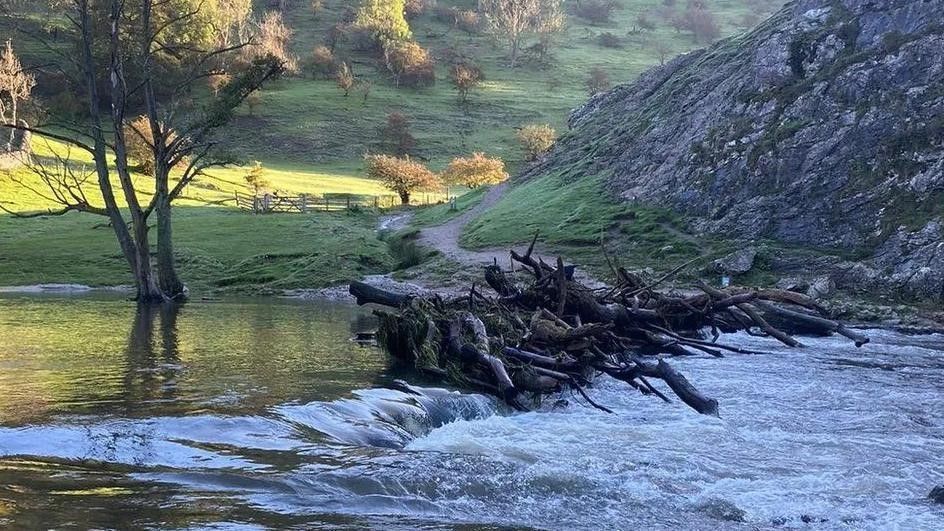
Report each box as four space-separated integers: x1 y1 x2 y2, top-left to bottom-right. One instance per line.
350 245 867 417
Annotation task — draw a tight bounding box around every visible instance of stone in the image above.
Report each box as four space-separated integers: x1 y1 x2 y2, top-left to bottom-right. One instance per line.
711 248 757 275
776 277 810 293
807 276 835 300
930 486 944 504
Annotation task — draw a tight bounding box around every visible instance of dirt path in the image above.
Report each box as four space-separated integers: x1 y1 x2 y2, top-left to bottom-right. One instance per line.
415 183 517 268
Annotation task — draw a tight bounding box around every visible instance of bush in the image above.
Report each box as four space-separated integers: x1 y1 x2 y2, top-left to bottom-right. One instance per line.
244 161 270 194
308 45 336 79
383 40 436 88
245 90 262 115
636 13 656 31
455 9 481 34
597 32 622 48
450 61 483 103
585 66 611 95
207 72 232 96
355 0 412 45
404 0 432 19
573 0 618 24
443 152 509 188
123 115 180 174
516 124 557 161
365 154 442 204
381 112 417 156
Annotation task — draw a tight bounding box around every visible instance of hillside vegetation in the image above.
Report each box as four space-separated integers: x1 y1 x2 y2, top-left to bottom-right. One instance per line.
0 0 786 292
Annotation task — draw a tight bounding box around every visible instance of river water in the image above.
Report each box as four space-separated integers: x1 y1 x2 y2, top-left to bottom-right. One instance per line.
0 294 942 530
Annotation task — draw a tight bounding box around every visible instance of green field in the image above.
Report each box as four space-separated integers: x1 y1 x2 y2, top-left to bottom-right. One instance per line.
0 1 785 292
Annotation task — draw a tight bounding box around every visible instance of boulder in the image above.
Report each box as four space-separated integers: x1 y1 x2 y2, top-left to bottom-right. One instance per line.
711 248 757 275
930 486 944 505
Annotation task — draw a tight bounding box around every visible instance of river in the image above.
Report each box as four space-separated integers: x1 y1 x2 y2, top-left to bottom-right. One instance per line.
0 294 942 529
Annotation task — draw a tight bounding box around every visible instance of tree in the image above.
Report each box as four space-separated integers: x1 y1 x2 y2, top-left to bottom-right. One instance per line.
244 160 269 194
534 0 565 63
0 40 35 150
516 123 556 160
449 61 483 103
480 0 541 67
383 40 435 88
308 45 335 80
242 11 298 74
443 152 508 188
355 0 412 46
207 72 232 96
336 61 354 96
585 66 611 94
381 112 416 156
0 0 282 302
573 0 617 24
365 153 441 204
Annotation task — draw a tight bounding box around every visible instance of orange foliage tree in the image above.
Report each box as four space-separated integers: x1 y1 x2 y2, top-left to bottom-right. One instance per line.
443 152 509 188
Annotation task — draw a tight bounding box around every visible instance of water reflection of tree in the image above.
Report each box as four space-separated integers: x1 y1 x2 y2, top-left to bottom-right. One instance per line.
123 303 182 415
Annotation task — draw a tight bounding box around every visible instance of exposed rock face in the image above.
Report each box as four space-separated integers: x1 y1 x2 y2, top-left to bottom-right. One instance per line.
527 0 943 301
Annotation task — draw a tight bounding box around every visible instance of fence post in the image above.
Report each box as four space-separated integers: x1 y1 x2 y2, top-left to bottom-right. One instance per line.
300 193 308 213
346 196 351 210
325 196 329 212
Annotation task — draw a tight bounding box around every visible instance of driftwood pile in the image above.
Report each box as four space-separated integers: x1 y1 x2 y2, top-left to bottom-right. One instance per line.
350 241 869 416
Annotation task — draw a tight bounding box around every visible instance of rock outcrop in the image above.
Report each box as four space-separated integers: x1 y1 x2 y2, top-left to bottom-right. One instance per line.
526 0 943 301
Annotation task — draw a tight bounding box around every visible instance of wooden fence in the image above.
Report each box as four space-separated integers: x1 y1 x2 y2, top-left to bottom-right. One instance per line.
234 191 445 213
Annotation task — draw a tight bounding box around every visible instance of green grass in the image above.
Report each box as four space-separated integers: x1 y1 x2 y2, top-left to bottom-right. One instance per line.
461 171 710 276
0 207 393 293
411 186 487 227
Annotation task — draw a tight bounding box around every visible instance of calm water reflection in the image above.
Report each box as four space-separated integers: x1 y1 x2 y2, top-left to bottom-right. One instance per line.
0 294 388 423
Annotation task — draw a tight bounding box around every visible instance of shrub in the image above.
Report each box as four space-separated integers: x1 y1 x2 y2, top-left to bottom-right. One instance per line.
324 23 347 52
404 0 431 19
123 115 180 174
381 112 417 156
308 45 336 79
207 72 232 96
585 66 611 95
311 0 323 16
573 0 618 24
384 40 436 88
365 154 442 204
336 62 355 96
449 61 483 103
516 124 557 161
455 9 481 34
636 13 656 31
245 90 262 114
443 152 509 188
598 32 622 48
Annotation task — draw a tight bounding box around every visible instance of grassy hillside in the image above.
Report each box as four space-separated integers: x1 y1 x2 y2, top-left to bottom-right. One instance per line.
0 0 786 291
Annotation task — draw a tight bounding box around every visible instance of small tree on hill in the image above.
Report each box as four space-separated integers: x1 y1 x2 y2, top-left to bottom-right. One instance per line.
207 72 232 96
443 152 509 188
516 123 557 161
309 45 336 79
585 66 611 95
365 153 441 204
245 89 263 114
480 0 540 67
381 112 416 156
0 39 35 150
244 161 270 195
450 61 483 103
355 0 412 46
384 40 435 88
336 62 355 96
242 11 298 74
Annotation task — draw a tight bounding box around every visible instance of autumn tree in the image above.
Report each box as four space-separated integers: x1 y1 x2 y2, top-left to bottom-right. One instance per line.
308 45 335 79
0 39 35 150
242 11 298 74
449 61 483 103
443 152 508 188
516 123 556 160
381 112 416 156
585 66 611 94
244 161 269 194
383 40 435 88
365 153 441 204
1 0 282 302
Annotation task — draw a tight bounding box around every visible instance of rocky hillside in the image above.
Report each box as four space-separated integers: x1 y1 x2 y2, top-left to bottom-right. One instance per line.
526 0 943 301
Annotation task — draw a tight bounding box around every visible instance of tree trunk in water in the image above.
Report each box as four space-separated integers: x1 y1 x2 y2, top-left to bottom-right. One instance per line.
132 220 164 303
155 194 185 299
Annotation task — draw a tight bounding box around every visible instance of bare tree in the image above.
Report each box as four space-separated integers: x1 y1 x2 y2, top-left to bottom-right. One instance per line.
0 39 35 150
0 0 282 302
480 0 542 67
